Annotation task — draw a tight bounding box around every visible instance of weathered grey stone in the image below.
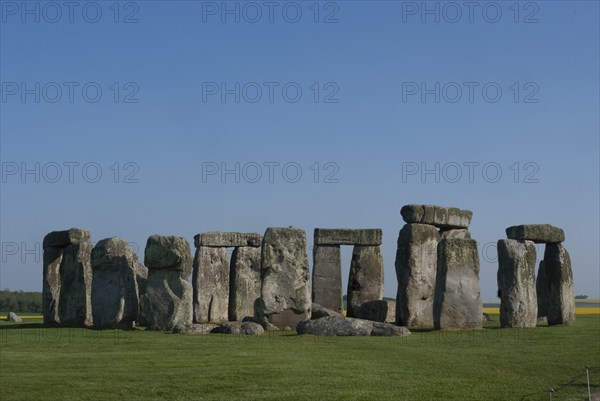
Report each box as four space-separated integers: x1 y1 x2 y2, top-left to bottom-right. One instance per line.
7 312 22 322
482 313 491 322
297 316 411 337
497 239 538 328
43 228 91 249
314 228 382 246
537 316 548 325
353 300 395 323
536 260 549 318
192 246 229 323
228 246 261 321
42 228 93 326
400 205 473 229
58 240 93 326
256 227 311 329
144 235 192 278
311 303 343 319
440 229 472 240
134 263 148 326
194 232 262 248
173 323 219 334
141 269 193 331
395 223 440 327
216 321 264 335
347 245 384 317
312 245 343 312
434 239 482 329
91 238 141 329
506 224 565 244
42 246 63 325
544 243 576 326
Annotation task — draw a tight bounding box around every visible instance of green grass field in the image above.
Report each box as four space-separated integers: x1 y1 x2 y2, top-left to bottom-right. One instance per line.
1 315 599 401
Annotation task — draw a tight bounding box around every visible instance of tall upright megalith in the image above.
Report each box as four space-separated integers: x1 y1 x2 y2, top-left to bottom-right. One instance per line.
347 245 384 317
193 246 229 323
395 223 440 327
229 245 262 321
434 238 482 329
91 237 146 329
497 239 538 328
257 227 311 329
544 243 576 326
142 235 193 331
42 228 93 326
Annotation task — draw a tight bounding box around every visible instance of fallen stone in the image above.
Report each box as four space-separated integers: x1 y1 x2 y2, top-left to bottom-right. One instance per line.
91 237 141 330
434 239 482 329
353 300 395 323
537 316 548 325
229 246 261 322
314 228 382 246
7 312 22 322
144 235 193 278
216 321 265 335
497 239 538 328
505 224 565 244
400 205 473 229
311 303 342 319
256 227 311 329
312 245 343 312
194 232 262 248
296 316 411 337
347 245 384 317
482 313 491 322
544 243 576 326
192 246 229 323
173 323 219 334
395 223 440 327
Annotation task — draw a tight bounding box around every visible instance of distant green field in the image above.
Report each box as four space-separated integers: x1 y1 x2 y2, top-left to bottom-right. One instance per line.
0 315 598 401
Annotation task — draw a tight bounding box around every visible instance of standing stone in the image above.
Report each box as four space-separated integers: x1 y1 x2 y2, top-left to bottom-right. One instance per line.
91 238 142 329
434 239 482 329
142 235 193 331
497 239 538 328
43 228 93 326
42 246 63 325
257 227 311 329
192 246 229 323
312 245 343 312
228 246 261 321
347 245 384 317
395 223 440 327
353 300 396 323
544 244 576 326
536 260 549 318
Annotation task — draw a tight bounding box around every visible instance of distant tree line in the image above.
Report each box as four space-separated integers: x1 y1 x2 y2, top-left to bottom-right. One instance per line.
0 289 42 313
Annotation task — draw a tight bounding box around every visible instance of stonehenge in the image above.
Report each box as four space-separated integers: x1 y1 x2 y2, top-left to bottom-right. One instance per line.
498 224 575 327
40 213 577 334
395 205 481 328
191 232 263 323
312 228 383 315
42 228 93 326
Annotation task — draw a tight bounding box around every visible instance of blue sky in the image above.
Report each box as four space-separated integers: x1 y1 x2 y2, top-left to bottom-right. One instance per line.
1 0 599 301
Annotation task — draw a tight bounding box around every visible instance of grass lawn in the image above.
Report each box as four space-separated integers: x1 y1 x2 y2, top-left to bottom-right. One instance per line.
1 315 599 401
